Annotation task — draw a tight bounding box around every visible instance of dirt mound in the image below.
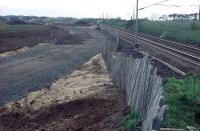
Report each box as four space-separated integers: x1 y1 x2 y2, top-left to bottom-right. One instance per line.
119 38 181 77
72 20 91 27
0 54 130 130
119 39 143 58
0 25 66 53
55 34 84 45
0 98 129 131
54 28 91 45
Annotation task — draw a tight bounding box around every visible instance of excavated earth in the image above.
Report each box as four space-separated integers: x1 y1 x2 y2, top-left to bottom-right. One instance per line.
0 25 106 105
0 25 183 131
0 25 67 53
0 54 130 131
118 39 181 77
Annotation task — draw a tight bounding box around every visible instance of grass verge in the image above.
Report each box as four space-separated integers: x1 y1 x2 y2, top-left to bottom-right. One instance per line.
163 74 200 128
102 18 200 46
138 20 200 45
102 18 127 29
124 112 140 130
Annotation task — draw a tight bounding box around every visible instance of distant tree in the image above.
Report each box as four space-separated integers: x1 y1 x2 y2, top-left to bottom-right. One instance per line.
169 14 176 21
168 13 199 21
6 16 26 25
194 13 197 20
159 15 168 21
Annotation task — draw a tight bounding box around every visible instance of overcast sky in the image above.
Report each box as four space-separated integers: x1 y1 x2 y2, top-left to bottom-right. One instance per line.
0 0 199 19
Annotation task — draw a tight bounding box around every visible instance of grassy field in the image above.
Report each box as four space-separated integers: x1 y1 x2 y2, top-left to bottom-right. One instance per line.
163 74 200 128
138 20 200 45
103 18 200 46
102 18 127 28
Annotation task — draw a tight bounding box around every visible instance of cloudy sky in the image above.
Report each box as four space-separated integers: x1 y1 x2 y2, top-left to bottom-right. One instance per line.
0 0 199 19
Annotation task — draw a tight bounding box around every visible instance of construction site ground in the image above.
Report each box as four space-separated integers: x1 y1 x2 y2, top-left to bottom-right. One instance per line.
0 54 129 131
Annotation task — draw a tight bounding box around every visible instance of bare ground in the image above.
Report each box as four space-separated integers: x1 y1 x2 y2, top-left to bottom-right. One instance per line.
0 54 130 131
0 26 105 105
118 39 181 77
0 25 68 53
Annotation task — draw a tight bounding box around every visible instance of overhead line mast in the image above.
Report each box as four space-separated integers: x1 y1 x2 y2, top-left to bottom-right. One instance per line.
135 0 139 45
134 0 170 44
198 0 200 21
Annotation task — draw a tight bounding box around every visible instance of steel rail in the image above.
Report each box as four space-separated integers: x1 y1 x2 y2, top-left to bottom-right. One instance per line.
111 27 200 60
120 37 186 75
109 27 200 67
121 34 200 67
110 26 200 53
139 33 200 52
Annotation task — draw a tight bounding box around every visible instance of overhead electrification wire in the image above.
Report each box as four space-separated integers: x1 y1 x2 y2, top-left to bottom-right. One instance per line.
139 0 170 10
157 4 199 7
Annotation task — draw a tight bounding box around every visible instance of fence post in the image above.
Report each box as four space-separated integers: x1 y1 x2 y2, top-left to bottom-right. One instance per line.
102 32 165 131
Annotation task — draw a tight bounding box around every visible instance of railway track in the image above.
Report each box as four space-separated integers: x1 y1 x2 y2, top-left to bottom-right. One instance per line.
139 33 200 57
103 26 200 74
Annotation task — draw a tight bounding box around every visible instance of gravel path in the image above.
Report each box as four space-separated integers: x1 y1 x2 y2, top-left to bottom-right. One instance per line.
0 26 105 105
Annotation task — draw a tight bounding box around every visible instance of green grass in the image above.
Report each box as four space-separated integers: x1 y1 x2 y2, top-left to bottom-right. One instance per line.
138 20 200 45
124 112 140 130
163 74 200 128
102 18 200 45
102 18 127 29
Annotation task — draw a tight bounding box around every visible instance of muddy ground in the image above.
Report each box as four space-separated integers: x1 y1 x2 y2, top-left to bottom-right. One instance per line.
118 39 181 77
0 25 70 53
0 25 105 105
0 98 128 131
0 54 129 131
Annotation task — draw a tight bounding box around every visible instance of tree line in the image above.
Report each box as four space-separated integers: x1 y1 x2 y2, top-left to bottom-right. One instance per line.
159 13 200 21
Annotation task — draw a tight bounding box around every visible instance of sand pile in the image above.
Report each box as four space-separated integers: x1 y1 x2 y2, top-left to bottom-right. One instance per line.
0 54 129 131
6 54 112 110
